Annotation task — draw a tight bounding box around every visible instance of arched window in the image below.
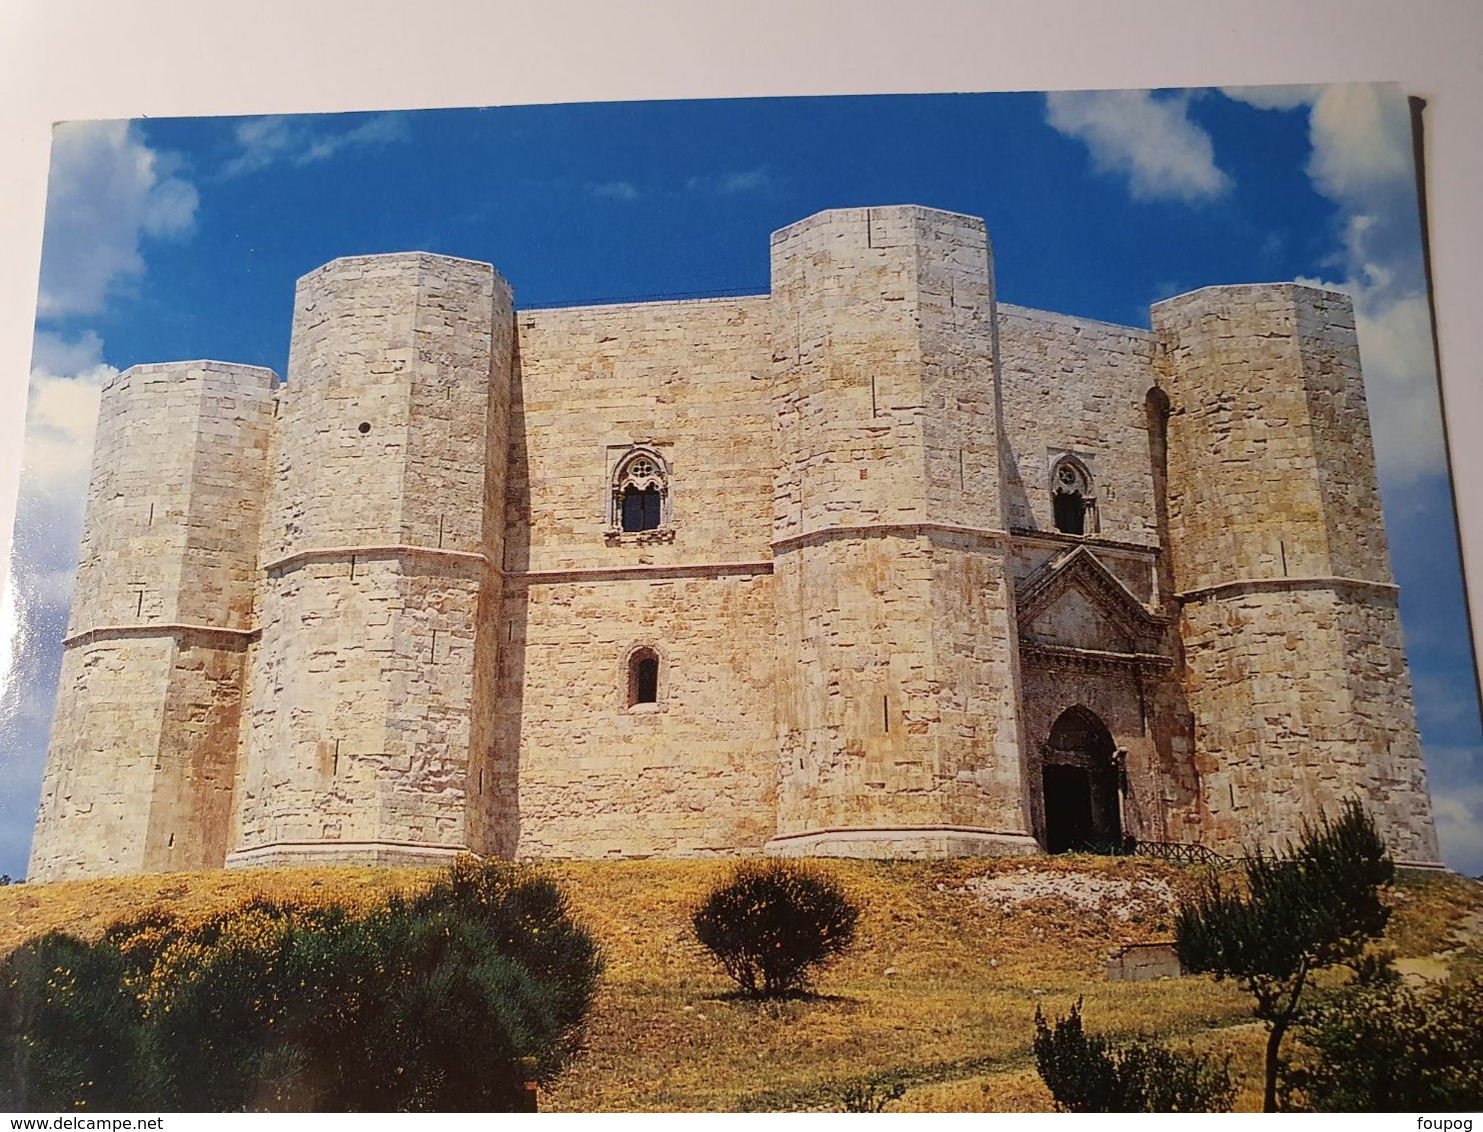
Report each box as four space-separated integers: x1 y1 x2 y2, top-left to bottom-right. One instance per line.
1051 456 1094 536
627 646 661 706
613 450 668 533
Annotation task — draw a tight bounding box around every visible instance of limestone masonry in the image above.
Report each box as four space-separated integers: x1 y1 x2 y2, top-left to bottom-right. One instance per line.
29 205 1442 881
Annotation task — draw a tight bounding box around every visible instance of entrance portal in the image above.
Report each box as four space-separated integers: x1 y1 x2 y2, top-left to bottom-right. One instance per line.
1041 706 1122 854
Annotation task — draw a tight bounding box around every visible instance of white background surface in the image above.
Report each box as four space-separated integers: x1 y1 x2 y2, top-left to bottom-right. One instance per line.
2 0 1481 732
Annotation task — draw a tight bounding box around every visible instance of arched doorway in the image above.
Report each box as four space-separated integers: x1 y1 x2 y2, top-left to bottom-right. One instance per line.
1041 706 1122 853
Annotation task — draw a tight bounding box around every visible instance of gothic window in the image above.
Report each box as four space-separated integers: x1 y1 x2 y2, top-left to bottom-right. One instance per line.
613 450 668 533
627 646 661 706
1051 457 1095 536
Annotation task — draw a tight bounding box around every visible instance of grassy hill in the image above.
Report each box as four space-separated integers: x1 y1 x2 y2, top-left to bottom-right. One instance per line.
2 856 1479 1112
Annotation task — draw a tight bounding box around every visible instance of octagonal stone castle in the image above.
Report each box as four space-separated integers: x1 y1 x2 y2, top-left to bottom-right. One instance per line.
29 205 1442 881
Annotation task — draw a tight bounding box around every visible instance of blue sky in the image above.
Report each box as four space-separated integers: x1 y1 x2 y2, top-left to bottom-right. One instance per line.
4 86 1480 878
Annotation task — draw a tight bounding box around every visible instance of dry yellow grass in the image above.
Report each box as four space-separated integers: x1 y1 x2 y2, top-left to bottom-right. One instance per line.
1 857 1477 1112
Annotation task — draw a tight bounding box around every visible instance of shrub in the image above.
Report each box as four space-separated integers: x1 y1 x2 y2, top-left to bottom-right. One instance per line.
0 932 153 1110
0 860 602 1112
840 1075 905 1112
1033 999 1235 1113
148 862 602 1111
1288 974 1483 1111
692 861 860 997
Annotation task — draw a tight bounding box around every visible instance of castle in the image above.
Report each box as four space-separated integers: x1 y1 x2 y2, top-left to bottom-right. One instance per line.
28 204 1443 882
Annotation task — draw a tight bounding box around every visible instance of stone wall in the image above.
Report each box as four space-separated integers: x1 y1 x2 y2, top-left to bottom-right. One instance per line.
998 306 1160 548
495 569 777 857
1177 585 1437 860
1106 941 1184 981
492 296 778 857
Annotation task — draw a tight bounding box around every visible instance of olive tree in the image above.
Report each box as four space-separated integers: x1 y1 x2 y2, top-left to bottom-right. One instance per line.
1175 799 1393 1112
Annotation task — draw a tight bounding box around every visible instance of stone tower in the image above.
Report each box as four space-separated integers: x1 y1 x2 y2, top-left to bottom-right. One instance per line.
766 206 1038 856
227 253 514 868
1154 284 1440 861
29 362 276 881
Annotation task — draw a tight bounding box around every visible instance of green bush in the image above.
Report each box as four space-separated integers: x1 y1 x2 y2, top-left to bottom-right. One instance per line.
0 860 602 1112
0 932 152 1110
1289 974 1483 1111
692 861 860 997
1033 999 1235 1113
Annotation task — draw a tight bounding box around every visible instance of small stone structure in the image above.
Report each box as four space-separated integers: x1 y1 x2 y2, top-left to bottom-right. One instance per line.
1106 942 1185 982
28 204 1442 881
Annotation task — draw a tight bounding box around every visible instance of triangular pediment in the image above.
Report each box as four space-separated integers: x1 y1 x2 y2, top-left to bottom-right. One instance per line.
1016 546 1165 654
1025 585 1137 652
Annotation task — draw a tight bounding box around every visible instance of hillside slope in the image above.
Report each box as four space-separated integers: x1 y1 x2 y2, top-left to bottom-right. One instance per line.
2 857 1478 1112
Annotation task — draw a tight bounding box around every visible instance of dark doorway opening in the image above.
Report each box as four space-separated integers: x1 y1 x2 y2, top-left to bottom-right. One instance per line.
1042 706 1122 853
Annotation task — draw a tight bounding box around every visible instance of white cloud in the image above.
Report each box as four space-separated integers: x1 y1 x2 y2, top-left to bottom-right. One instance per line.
221 113 411 178
1353 294 1444 483
717 167 774 195
0 558 19 722
36 121 199 319
31 328 104 375
1431 781 1483 877
1306 85 1413 203
589 180 639 201
20 362 108 512
1227 83 1441 486
1218 84 1324 112
683 166 777 196
0 347 112 741
1045 89 1231 204
15 353 112 607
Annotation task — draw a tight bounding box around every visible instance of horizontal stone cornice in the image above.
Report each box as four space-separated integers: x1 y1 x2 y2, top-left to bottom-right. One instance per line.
510 560 774 585
1020 642 1174 672
225 840 470 867
768 824 1034 841
771 521 1010 555
63 622 259 649
1176 575 1399 605
263 544 490 575
1008 527 1161 558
